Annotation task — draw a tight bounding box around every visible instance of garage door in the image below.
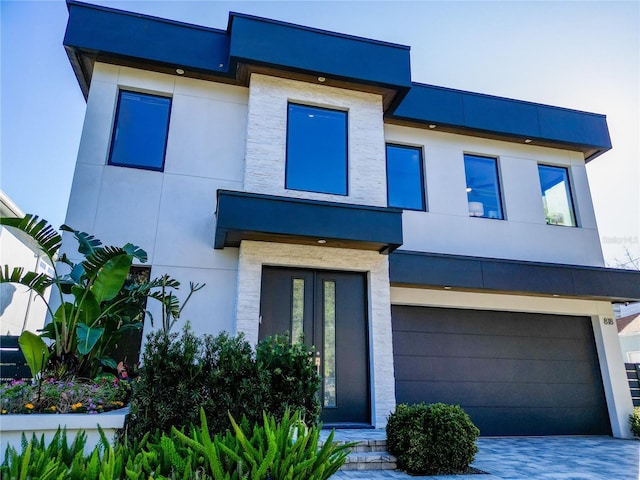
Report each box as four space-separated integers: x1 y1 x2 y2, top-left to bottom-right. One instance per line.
392 306 610 436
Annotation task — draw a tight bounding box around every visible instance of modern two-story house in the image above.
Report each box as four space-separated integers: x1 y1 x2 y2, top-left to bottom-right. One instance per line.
62 1 640 437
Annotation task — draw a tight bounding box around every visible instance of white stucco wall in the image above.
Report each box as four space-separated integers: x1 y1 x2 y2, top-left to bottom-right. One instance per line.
64 63 249 337
244 74 387 207
385 124 605 267
390 286 634 438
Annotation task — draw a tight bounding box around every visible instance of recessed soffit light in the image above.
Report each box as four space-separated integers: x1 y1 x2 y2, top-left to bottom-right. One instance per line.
176 68 185 75
524 139 532 144
317 239 327 244
428 124 437 129
318 76 326 82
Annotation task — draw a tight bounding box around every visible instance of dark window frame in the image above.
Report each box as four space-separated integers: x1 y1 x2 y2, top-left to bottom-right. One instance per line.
464 153 504 220
285 102 349 196
385 143 426 211
108 89 172 172
538 164 578 227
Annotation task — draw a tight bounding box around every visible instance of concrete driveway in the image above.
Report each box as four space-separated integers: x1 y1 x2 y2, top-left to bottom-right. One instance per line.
333 436 640 480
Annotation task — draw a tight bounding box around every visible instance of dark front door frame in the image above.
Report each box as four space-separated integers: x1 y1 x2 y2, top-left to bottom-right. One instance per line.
259 266 371 426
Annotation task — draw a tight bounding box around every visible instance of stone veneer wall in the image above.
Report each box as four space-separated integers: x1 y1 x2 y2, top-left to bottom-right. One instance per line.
235 240 395 428
244 74 387 207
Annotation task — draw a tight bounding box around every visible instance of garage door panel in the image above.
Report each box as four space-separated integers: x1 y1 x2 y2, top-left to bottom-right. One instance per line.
463 407 611 436
393 330 591 361
392 306 609 436
395 380 602 408
394 306 589 339
394 355 598 384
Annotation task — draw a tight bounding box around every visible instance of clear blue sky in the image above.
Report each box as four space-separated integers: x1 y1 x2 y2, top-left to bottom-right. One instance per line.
1 0 638 266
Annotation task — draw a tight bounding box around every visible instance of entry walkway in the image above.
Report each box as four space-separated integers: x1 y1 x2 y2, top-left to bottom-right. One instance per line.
327 433 639 480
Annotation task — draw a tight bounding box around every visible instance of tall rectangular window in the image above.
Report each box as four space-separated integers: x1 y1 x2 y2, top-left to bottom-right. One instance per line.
538 165 576 226
464 154 503 220
109 90 172 171
286 103 348 195
386 144 425 210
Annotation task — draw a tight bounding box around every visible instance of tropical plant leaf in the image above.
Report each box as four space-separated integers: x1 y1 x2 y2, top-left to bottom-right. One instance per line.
18 331 50 378
71 285 100 324
76 322 104 355
82 246 132 280
147 291 181 319
91 254 133 303
60 225 102 256
0 266 52 295
0 214 62 261
99 356 118 369
122 243 148 263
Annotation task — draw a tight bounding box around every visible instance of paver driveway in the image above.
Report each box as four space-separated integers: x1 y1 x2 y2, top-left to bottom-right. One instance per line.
332 436 640 480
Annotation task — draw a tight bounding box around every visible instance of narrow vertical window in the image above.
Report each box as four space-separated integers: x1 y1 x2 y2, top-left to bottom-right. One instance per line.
109 90 171 171
538 165 576 226
286 104 348 195
323 280 336 408
386 144 426 210
291 278 305 344
464 154 503 219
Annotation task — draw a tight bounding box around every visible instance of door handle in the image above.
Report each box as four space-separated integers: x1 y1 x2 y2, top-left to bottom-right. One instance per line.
315 356 321 375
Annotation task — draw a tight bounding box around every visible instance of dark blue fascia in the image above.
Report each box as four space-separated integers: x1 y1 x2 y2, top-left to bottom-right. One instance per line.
228 13 412 90
215 190 403 254
389 250 640 302
65 1 231 97
390 83 612 162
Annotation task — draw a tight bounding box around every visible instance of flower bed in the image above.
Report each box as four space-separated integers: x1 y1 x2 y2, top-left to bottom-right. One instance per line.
1 378 130 414
0 377 131 462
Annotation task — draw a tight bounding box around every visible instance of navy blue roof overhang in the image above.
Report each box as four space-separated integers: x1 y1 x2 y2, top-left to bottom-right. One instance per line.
390 250 640 303
215 190 403 254
64 2 612 160
64 1 232 97
64 1 412 106
227 13 412 108
389 83 612 162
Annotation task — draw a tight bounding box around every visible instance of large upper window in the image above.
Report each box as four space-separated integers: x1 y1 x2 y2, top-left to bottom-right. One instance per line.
109 90 172 171
386 144 425 210
538 165 576 226
464 154 503 219
286 103 347 195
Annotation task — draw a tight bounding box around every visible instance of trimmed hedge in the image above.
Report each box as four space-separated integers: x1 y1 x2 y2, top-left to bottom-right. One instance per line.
387 402 480 475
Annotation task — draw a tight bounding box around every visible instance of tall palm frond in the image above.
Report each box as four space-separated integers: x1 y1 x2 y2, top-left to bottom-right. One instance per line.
0 266 53 296
0 214 62 261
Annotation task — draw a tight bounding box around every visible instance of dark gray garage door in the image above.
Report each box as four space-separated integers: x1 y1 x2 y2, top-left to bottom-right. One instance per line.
392 306 610 436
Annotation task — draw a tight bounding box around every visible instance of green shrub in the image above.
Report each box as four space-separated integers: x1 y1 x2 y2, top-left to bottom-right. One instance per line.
199 332 265 435
125 324 205 439
173 407 353 480
387 402 480 475
630 407 640 438
256 334 322 424
126 325 322 440
2 409 349 480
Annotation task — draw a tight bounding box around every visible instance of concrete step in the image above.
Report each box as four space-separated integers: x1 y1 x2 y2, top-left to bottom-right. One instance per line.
341 450 397 471
319 439 396 471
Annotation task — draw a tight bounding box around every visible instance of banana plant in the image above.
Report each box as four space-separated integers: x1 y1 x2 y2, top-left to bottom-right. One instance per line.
0 214 184 379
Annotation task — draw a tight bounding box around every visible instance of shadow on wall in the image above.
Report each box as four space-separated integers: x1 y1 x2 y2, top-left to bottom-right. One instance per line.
0 283 16 316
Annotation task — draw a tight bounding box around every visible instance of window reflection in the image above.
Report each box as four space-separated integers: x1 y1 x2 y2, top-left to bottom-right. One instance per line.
538 165 576 227
464 154 503 220
286 104 347 195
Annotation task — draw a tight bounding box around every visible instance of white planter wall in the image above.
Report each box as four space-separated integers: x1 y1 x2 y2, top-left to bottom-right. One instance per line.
0 409 128 462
